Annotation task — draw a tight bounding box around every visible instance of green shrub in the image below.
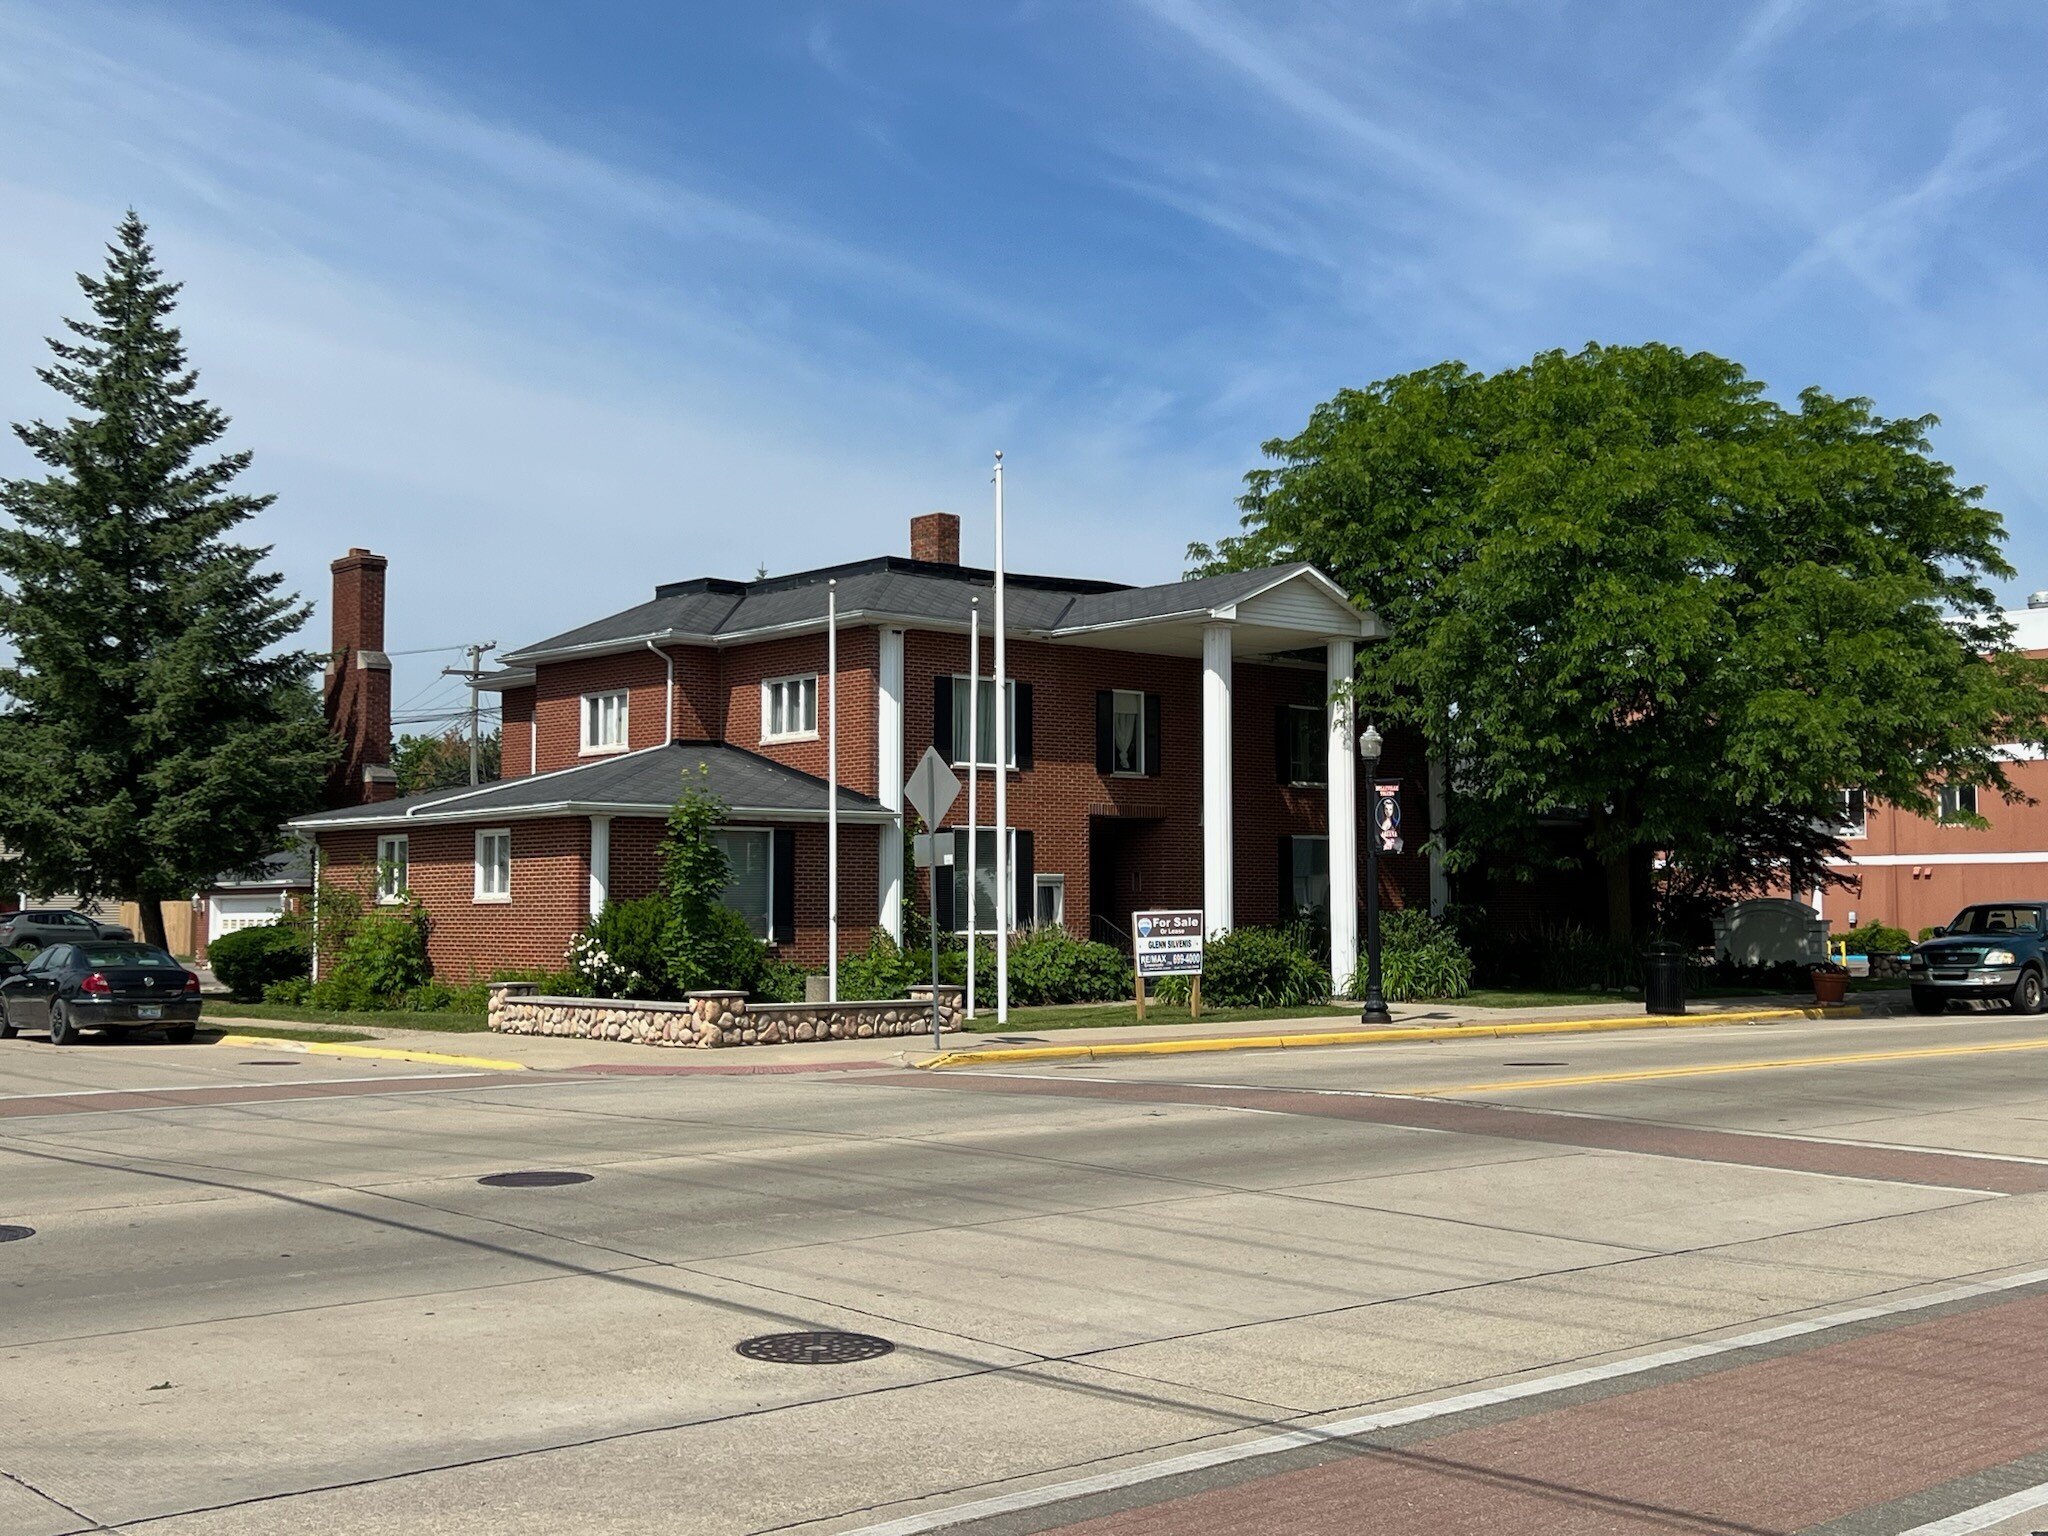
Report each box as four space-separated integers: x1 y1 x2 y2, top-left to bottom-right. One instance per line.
754 959 810 1003
1840 921 1910 955
1007 926 1132 1006
401 979 490 1014
1164 925 1330 1008
1377 909 1474 1001
570 894 671 999
314 899 432 1009
207 920 312 1001
659 770 774 994
491 966 589 996
840 930 923 1000
262 976 312 1006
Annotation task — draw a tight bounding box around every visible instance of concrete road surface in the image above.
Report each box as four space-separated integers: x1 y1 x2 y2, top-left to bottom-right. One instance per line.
1 1011 2045 1534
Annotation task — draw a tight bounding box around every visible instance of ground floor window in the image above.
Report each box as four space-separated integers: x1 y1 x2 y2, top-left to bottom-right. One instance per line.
1034 873 1065 928
1286 835 1329 919
714 828 774 939
474 828 511 901
940 827 1035 933
376 834 409 904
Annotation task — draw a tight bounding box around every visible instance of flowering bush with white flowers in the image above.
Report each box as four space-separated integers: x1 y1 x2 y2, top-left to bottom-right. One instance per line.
567 893 670 999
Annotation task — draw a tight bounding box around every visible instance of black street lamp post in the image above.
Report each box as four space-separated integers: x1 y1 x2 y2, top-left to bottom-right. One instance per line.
1358 723 1391 1025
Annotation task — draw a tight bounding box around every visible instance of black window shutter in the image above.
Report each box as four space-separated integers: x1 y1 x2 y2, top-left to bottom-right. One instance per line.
935 840 957 934
1279 836 1294 922
1276 705 1293 784
933 676 954 757
1013 830 1035 926
771 828 797 944
1144 693 1163 778
1095 691 1114 775
1014 682 1034 769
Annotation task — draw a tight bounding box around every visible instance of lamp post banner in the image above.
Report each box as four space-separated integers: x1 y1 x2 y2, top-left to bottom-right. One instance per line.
1133 909 1204 978
1374 782 1403 854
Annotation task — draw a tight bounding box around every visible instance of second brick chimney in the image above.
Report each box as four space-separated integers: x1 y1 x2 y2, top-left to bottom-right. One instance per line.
325 548 397 806
910 512 960 566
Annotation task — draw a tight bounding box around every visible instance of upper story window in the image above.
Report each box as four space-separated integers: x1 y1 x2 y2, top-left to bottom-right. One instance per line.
1111 691 1145 775
1938 784 1979 821
1837 788 1867 840
937 676 1032 770
474 829 511 902
761 675 819 743
582 690 629 754
376 834 409 904
1278 704 1326 786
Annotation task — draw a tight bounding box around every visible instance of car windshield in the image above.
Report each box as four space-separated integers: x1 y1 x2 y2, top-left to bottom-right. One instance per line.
1944 906 2045 936
76 944 181 967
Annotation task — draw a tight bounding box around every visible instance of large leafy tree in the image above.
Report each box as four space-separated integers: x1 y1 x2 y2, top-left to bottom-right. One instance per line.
1193 343 2048 937
0 213 329 949
393 727 501 796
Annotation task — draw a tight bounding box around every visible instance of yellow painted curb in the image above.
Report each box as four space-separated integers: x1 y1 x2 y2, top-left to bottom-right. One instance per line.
918 1004 1864 1069
214 1034 529 1072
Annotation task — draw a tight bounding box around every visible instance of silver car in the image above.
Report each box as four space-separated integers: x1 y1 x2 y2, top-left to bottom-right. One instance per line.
0 908 134 953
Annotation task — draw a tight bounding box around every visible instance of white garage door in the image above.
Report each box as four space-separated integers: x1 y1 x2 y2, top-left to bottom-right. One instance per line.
210 893 285 942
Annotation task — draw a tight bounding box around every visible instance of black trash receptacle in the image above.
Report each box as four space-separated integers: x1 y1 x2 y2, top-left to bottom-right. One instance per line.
1643 945 1686 1015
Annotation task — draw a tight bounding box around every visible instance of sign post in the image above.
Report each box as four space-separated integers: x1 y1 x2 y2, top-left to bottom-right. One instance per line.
1133 909 1204 1021
904 746 961 1050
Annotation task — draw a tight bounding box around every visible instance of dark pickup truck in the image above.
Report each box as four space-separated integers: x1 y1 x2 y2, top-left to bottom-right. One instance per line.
1907 903 2048 1014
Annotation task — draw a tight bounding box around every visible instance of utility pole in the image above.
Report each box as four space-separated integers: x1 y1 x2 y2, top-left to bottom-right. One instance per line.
442 641 498 785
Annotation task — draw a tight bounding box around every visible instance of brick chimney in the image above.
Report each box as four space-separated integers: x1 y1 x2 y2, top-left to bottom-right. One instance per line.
325 548 397 806
911 512 960 566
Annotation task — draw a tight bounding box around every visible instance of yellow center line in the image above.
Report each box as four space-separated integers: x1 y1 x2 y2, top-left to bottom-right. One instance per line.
1394 1035 2048 1097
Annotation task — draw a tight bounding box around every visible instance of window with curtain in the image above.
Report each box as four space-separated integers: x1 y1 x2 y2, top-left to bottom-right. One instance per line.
761 675 818 741
474 829 511 901
1288 835 1330 919
1938 784 1978 820
375 835 409 904
1111 690 1144 774
950 678 1015 768
713 829 774 938
582 690 628 752
1282 705 1326 785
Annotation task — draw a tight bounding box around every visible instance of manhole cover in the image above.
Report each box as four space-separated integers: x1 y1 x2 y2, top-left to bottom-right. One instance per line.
477 1170 593 1188
0 1225 34 1243
1503 1061 1569 1068
735 1331 894 1366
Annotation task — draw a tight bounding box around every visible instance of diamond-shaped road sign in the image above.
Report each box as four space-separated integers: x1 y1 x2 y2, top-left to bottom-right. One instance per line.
903 745 960 829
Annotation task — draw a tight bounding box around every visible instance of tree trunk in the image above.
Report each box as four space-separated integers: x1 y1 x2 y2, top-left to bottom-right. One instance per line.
1604 850 1634 942
133 895 170 952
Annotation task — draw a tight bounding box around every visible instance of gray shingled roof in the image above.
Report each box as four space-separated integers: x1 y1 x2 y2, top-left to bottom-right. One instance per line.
500 557 1351 665
291 743 889 830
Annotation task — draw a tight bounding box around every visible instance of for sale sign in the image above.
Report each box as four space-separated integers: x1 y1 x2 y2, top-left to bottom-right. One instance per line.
1133 909 1204 978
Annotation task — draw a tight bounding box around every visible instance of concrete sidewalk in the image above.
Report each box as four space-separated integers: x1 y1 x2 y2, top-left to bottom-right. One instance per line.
205 989 1908 1074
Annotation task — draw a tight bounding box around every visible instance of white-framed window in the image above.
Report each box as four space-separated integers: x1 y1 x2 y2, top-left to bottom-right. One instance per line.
713 828 774 939
1938 784 1978 821
1110 690 1146 775
950 677 1018 768
375 834 409 904
761 674 819 743
1286 835 1330 919
1838 788 1867 840
474 828 511 902
1035 873 1066 928
582 690 629 754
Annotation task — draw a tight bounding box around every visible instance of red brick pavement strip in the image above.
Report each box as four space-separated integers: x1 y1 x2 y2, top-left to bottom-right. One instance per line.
570 1060 898 1076
864 1073 2048 1195
1030 1293 2048 1536
0 1072 572 1119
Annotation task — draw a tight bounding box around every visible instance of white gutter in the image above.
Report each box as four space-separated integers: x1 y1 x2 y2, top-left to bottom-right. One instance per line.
645 639 675 741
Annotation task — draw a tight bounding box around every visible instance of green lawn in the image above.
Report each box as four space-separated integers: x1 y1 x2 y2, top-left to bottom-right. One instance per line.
200 1023 377 1044
203 1001 490 1033
971 1002 1360 1033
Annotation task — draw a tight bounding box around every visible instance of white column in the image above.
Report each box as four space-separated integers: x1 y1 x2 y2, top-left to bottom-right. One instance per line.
876 627 906 940
1326 640 1357 996
1202 622 1234 934
588 815 611 918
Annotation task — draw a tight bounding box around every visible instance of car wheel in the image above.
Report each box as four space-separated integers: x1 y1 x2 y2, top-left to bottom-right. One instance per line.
0 1001 14 1040
2013 969 2047 1015
47 1002 76 1046
164 1025 196 1045
1911 988 1947 1016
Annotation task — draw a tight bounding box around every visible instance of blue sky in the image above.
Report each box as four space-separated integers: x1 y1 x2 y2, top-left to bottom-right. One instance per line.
3 1 2046 733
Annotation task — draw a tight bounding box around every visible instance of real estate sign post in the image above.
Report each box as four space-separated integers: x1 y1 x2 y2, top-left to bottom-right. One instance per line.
1133 908 1204 1021
905 746 961 1049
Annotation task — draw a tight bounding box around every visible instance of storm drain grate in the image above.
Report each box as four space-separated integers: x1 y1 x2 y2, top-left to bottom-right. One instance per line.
478 1170 593 1188
0 1225 34 1243
735 1331 894 1366
1503 1061 1570 1068
239 1060 302 1067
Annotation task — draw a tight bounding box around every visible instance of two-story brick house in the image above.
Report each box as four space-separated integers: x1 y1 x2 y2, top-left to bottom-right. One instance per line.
293 514 1426 991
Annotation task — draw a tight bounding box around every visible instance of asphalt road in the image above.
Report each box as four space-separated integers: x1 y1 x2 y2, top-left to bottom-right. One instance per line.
1 1010 2045 1535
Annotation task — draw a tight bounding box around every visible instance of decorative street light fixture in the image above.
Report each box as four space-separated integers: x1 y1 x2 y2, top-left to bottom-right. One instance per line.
1357 722 1392 1025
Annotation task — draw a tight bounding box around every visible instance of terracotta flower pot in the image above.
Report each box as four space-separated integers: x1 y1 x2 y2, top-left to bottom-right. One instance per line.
1811 968 1849 1005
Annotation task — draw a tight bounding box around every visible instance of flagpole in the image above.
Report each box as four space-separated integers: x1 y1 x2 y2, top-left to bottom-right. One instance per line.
992 451 1009 1024
827 578 839 1003
965 600 981 1018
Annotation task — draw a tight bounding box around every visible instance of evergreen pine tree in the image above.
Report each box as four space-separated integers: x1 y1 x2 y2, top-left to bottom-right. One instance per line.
0 212 330 949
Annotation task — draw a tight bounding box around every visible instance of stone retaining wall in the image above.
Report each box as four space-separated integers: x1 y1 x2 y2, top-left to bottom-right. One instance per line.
487 982 964 1049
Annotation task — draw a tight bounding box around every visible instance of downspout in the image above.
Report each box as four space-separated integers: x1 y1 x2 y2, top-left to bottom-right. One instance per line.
645 640 675 742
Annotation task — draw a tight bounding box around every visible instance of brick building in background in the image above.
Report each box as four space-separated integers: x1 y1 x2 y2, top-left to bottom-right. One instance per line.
324 547 397 807
1815 599 2048 938
292 514 1426 988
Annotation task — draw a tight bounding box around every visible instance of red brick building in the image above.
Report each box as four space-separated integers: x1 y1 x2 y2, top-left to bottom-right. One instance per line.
293 515 1425 990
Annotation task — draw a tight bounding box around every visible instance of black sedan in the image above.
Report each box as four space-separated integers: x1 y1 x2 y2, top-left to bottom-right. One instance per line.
0 942 203 1044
